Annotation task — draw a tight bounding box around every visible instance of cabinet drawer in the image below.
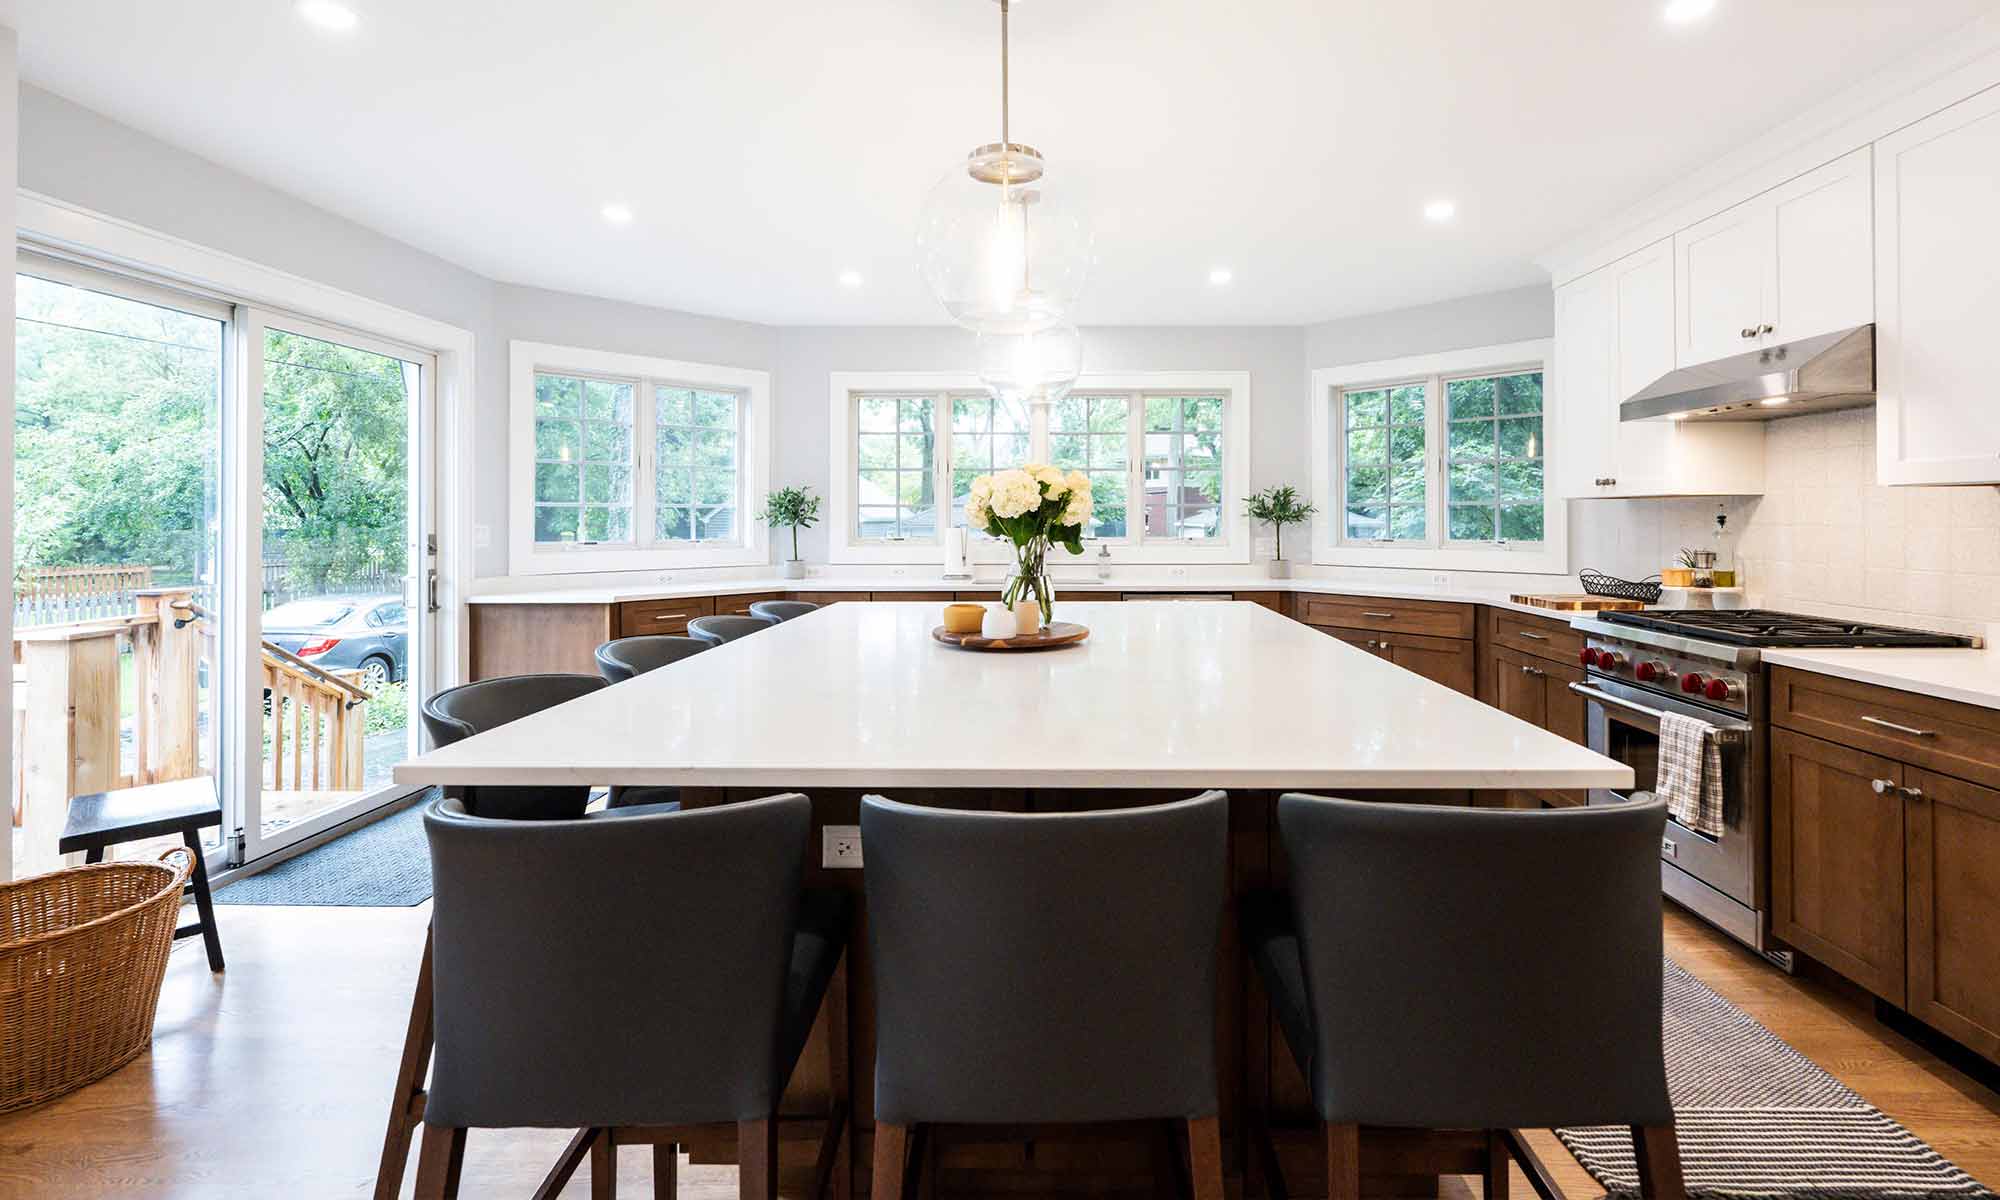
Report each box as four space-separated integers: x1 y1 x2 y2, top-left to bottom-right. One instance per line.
871 591 956 602
788 592 853 607
1329 628 1476 696
618 595 714 636
1487 609 1585 666
1772 667 2000 791
711 592 785 617
1300 595 1475 640
1231 591 1287 615
954 591 1005 602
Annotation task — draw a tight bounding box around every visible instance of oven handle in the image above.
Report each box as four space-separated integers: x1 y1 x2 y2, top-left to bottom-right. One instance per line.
1567 681 1752 741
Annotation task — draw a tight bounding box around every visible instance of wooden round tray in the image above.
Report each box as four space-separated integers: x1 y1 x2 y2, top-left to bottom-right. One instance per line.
932 622 1090 652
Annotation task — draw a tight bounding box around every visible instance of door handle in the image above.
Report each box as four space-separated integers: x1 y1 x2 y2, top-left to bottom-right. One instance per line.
1520 664 1546 678
1759 323 1775 335
1519 631 1549 641
1741 327 1759 339
1872 778 1924 800
1361 611 1395 619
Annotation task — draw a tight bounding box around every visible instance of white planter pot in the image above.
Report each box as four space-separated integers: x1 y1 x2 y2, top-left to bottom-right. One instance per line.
783 560 807 579
1267 559 1291 579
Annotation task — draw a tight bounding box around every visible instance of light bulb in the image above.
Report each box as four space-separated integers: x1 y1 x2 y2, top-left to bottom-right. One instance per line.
984 190 1029 317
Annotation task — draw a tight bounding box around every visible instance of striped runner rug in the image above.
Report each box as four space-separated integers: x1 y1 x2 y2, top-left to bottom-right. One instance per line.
1556 960 1995 1199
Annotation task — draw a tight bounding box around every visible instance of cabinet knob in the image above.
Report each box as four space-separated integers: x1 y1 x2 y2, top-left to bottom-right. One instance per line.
1741 327 1759 339
1593 476 1618 487
1759 323 1775 335
1520 664 1546 678
1871 778 1895 795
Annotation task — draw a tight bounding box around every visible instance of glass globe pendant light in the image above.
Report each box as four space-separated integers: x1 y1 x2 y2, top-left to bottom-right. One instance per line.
976 321 1082 408
916 0 1093 336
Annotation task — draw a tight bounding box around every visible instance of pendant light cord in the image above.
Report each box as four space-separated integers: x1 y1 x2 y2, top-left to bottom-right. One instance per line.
1000 0 1010 151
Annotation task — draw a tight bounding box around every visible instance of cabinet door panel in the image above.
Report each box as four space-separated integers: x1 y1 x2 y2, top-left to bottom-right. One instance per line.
1769 148 1873 345
1541 659 1588 747
1770 729 1907 1003
1905 769 2000 1061
1876 87 2000 485
1384 634 1476 696
1554 267 1617 498
1489 644 1549 728
1677 205 1770 367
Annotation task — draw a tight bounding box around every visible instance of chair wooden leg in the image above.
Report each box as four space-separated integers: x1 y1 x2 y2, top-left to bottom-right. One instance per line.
374 925 436 1200
183 830 225 971
533 1128 600 1200
871 1122 911 1200
1485 1130 1511 1200
1186 1116 1225 1200
411 1123 466 1200
1632 1125 1687 1200
739 1117 777 1200
593 1127 618 1200
825 951 853 1200
1325 1122 1361 1200
1252 1117 1290 1200
653 1141 679 1200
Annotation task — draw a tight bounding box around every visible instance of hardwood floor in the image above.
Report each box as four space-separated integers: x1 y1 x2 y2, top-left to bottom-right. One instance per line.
0 903 1994 1199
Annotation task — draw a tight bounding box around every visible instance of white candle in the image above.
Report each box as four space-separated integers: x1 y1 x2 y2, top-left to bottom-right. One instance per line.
981 607 1019 639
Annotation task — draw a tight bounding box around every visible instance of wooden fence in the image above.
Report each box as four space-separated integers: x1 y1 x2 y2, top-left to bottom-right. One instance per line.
13 564 156 627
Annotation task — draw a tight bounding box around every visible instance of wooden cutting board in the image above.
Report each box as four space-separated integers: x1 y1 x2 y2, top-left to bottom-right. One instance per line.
1509 593 1646 612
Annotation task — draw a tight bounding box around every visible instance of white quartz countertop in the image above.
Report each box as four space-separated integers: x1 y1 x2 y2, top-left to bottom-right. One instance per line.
396 602 1633 791
467 575 1576 618
1760 646 2000 712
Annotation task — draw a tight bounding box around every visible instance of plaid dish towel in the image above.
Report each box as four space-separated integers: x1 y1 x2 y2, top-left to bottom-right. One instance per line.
1657 710 1725 838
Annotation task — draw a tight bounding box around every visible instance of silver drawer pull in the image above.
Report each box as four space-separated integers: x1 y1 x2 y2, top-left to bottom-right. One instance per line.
1520 664 1546 677
1871 778 1926 800
1519 631 1549 641
651 612 690 622
1362 611 1395 619
1861 715 1935 738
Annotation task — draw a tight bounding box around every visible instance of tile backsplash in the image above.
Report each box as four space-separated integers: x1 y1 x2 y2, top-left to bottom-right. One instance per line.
1580 407 2000 636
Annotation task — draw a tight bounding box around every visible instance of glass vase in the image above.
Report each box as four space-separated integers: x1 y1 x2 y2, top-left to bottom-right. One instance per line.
1002 535 1054 628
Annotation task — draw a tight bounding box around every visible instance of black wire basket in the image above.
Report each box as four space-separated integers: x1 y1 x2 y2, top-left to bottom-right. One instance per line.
1578 569 1664 605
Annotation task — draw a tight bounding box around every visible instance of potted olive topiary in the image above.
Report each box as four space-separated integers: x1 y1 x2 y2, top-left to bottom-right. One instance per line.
759 485 821 578
1244 485 1316 578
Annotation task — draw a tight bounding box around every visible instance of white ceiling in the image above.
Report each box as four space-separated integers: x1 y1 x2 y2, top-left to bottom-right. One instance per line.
2 1 1990 326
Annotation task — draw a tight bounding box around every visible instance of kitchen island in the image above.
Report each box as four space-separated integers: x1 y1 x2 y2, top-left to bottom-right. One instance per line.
395 602 1632 1196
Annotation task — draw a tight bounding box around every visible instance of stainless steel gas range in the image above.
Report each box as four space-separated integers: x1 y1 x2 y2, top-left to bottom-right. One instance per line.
1565 608 1976 966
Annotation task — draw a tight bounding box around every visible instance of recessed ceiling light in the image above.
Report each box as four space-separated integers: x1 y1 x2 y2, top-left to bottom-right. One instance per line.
1423 199 1456 223
296 1 358 32
600 203 634 225
839 270 864 289
1208 268 1234 286
1662 0 1716 25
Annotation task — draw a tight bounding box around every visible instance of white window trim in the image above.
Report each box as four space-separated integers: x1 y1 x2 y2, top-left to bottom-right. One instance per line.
826 371 1252 567
1309 339 1567 575
510 340 770 575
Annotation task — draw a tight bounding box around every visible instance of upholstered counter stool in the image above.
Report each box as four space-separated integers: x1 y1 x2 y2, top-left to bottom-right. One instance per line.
859 791 1230 1200
1241 794 1685 1200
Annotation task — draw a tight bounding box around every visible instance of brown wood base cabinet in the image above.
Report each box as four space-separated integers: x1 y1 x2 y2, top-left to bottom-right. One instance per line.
1771 666 2000 1064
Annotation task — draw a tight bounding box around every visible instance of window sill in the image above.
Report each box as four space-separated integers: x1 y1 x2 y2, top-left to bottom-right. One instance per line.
1314 541 1569 575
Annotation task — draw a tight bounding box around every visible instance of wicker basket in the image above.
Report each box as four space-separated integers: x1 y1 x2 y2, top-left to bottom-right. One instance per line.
0 850 192 1113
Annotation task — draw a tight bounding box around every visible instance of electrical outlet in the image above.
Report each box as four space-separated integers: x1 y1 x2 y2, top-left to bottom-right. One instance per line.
472 523 492 549
1429 573 1449 588
822 825 863 869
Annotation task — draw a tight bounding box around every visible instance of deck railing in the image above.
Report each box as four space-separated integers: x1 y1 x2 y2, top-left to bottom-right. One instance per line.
10 588 372 875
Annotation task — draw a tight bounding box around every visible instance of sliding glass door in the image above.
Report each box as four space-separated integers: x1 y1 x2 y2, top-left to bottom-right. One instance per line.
11 259 438 874
240 313 435 862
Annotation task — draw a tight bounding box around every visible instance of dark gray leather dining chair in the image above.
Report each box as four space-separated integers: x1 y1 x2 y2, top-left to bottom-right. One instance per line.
419 674 606 820
687 613 777 645
748 599 818 623
412 792 852 1200
1241 794 1684 1200
860 791 1230 1200
595 635 709 683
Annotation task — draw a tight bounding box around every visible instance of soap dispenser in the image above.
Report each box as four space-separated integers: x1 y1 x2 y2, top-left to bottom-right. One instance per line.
1095 544 1112 580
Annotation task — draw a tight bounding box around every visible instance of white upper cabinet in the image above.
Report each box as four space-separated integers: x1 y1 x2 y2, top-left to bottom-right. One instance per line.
1875 88 2000 486
1675 148 1873 368
1555 239 1764 500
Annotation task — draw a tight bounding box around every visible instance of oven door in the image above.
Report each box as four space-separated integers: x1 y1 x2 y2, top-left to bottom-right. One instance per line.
1572 676 1760 909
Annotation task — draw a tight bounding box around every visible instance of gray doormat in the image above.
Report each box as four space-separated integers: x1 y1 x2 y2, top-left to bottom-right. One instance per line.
214 795 432 907
1557 960 1995 1199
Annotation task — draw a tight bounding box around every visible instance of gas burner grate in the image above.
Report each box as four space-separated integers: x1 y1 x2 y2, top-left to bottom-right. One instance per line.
1600 608 1976 649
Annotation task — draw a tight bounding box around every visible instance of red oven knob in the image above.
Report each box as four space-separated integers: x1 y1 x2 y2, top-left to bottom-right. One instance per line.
1579 646 1599 668
1598 650 1626 671
1636 660 1667 683
1705 677 1741 703
1681 672 1707 694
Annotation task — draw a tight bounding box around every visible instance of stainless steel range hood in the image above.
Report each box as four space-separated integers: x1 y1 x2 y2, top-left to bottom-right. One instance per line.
1621 324 1875 423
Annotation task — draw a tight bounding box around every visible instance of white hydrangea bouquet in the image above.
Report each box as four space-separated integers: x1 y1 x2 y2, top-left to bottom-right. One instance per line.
963 464 1093 627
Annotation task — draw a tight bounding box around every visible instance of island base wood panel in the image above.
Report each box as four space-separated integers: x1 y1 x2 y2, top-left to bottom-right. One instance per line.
673 785 1477 1199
